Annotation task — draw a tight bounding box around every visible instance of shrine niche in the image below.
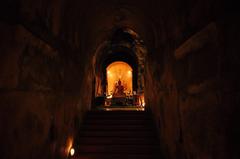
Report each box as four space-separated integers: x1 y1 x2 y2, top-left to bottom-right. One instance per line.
106 61 133 97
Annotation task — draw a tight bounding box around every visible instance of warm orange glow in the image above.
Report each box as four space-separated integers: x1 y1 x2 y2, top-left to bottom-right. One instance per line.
140 95 145 107
106 61 133 96
70 148 75 156
106 94 113 99
65 136 73 156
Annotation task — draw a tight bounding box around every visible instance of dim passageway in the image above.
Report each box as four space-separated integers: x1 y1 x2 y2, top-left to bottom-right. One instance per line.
0 0 240 159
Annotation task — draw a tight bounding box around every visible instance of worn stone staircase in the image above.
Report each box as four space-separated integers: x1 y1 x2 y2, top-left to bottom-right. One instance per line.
73 111 161 159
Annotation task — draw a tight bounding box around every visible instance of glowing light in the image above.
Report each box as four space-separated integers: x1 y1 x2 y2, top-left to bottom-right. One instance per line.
65 136 73 157
106 61 133 96
70 148 75 156
106 95 113 99
107 71 112 77
139 95 145 107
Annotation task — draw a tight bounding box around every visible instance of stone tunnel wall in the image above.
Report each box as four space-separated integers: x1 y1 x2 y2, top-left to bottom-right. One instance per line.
0 1 94 158
145 2 240 159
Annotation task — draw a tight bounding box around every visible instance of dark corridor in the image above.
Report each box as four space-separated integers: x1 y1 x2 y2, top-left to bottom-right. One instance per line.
0 1 240 159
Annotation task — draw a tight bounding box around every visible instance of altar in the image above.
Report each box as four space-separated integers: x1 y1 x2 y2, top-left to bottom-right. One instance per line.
110 79 127 106
111 97 126 106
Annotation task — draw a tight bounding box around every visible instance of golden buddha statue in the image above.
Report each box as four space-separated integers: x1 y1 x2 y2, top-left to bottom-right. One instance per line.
113 79 125 97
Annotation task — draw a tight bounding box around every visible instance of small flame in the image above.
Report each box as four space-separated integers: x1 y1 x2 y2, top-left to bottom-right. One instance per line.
70 148 75 156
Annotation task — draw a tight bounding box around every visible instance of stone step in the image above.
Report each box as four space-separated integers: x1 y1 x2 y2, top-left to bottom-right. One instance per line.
86 111 150 117
79 130 157 137
75 154 161 159
85 114 151 120
77 137 159 145
83 119 153 125
73 110 161 159
80 124 154 131
77 145 160 154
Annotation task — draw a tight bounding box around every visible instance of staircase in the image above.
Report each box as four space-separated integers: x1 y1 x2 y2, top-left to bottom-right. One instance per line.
73 111 161 159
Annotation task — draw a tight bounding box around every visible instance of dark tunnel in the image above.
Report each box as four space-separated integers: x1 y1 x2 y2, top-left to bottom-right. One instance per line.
0 0 240 159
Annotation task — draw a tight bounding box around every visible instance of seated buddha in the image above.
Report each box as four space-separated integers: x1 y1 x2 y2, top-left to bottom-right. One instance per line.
113 79 126 97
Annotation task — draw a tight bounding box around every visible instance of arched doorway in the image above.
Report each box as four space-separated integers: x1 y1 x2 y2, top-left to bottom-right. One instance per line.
93 27 147 109
95 50 139 98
